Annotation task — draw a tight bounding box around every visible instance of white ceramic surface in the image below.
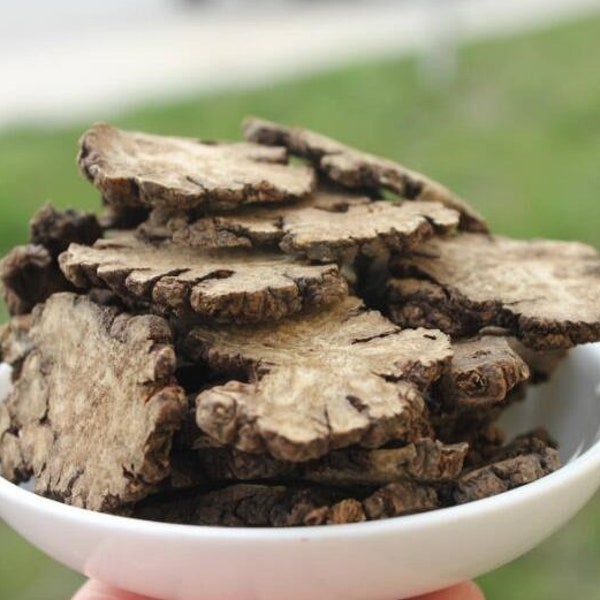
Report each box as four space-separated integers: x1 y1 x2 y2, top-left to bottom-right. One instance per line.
1 345 600 600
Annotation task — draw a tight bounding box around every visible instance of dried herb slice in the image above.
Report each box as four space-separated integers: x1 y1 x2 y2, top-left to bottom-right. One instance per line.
78 123 315 211
59 232 348 324
388 234 600 350
1 293 186 511
243 117 486 233
187 297 452 462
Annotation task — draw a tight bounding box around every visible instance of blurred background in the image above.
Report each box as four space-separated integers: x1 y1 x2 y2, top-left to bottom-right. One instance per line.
2 0 600 598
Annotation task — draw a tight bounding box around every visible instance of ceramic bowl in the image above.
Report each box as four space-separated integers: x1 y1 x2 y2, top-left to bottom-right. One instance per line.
1 344 600 600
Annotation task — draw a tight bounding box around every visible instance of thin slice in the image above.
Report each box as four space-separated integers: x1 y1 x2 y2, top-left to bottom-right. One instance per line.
59 232 348 324
133 484 365 527
243 117 486 233
388 234 600 350
78 123 315 211
2 293 186 511
187 297 452 462
144 190 459 262
196 439 468 485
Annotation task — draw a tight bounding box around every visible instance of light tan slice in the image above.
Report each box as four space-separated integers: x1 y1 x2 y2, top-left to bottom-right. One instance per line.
78 123 316 211
187 297 452 462
243 117 486 233
59 232 348 324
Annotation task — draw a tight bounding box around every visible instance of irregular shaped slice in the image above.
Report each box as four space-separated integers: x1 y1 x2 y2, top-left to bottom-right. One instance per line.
388 234 600 350
362 481 440 519
145 190 459 262
196 439 468 485
243 117 486 233
0 315 33 377
134 484 365 527
187 297 452 461
437 336 530 409
0 245 73 316
59 232 348 324
453 439 560 504
2 293 186 511
78 124 316 210
29 204 102 257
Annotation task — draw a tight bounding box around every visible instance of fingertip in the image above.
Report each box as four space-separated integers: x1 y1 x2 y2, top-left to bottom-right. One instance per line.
412 580 485 600
72 579 158 600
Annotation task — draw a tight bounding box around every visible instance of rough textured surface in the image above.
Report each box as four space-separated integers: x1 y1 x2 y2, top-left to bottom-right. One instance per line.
0 245 73 315
243 117 487 233
187 297 452 462
453 436 560 504
362 481 440 519
1 293 186 511
143 191 459 262
437 336 530 409
29 204 102 257
133 484 365 527
0 315 33 377
196 439 468 485
59 232 348 324
388 234 600 350
78 123 316 211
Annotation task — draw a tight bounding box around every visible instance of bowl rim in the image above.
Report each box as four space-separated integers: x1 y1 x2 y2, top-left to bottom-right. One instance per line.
2 344 600 541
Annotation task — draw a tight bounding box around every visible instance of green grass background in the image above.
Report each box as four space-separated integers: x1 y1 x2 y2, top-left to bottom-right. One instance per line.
1 13 600 599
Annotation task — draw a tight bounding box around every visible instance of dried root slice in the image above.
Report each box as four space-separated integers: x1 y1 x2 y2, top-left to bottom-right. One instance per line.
437 336 530 410
0 315 33 377
507 339 567 383
144 191 459 262
78 124 316 211
243 117 486 233
196 439 468 485
59 232 348 324
1 293 186 511
187 297 452 462
29 203 102 257
388 234 600 350
453 435 560 504
0 245 73 316
363 481 440 519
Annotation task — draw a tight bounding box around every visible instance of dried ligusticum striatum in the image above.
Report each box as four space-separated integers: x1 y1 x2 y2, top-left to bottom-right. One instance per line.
78 124 316 211
59 232 348 324
243 117 487 233
188 297 452 462
388 234 600 350
143 191 460 262
0 293 186 511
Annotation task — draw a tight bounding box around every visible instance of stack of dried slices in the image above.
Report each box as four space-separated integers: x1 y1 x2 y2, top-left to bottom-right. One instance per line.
1 118 600 527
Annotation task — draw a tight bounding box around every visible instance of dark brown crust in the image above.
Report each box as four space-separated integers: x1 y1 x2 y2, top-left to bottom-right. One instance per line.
29 204 102 257
78 123 316 211
196 439 468 485
1 293 186 511
141 192 460 262
388 234 600 350
243 117 487 233
362 481 440 519
0 245 73 316
59 232 348 324
188 297 452 462
453 441 560 504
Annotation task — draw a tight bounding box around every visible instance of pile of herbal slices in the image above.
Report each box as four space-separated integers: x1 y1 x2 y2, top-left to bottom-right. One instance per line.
1 118 599 527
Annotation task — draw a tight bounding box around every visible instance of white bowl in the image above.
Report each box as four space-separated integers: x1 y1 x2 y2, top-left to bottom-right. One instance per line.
2 345 600 600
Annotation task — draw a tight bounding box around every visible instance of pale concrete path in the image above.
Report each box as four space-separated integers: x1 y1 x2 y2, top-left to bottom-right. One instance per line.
1 0 599 129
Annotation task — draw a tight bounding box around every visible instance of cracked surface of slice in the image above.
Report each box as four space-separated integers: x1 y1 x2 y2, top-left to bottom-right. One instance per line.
59 232 348 324
243 117 486 233
147 191 459 262
187 297 452 462
453 437 560 504
78 124 316 211
196 439 468 485
388 234 600 350
437 336 530 409
1 293 186 511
